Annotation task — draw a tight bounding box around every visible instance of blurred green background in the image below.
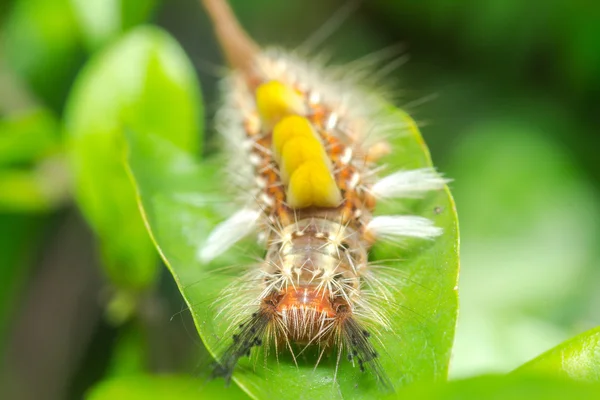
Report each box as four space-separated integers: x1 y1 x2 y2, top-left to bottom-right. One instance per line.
1 0 599 399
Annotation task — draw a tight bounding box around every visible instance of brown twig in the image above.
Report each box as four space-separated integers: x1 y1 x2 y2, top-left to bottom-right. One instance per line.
200 0 259 72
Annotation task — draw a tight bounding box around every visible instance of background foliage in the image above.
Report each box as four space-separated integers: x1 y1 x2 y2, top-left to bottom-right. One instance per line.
1 0 599 399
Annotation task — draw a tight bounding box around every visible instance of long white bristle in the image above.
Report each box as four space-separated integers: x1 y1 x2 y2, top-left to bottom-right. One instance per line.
199 208 261 262
371 168 449 199
366 215 443 240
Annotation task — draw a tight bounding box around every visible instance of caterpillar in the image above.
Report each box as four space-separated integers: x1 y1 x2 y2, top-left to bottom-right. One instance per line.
199 0 449 390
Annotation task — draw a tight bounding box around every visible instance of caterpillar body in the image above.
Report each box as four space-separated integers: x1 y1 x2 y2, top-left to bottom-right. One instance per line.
200 0 449 390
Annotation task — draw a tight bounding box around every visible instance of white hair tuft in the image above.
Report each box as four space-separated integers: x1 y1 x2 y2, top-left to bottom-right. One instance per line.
199 208 261 263
366 215 443 240
371 168 449 199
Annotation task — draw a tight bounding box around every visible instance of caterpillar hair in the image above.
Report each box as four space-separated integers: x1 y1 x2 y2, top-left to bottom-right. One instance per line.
199 0 449 391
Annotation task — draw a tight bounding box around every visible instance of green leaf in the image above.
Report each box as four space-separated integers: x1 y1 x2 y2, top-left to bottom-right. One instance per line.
514 326 600 381
65 26 202 291
70 0 159 51
0 109 60 167
0 109 68 212
106 324 148 378
0 163 69 212
126 102 458 398
86 375 248 400
447 122 600 376
2 0 85 110
397 374 600 399
0 214 46 352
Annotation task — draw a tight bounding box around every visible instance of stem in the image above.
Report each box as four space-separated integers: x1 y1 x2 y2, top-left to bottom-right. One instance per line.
200 0 259 72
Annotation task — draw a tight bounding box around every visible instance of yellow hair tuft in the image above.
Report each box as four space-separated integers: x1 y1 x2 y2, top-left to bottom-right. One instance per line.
287 160 341 208
255 81 305 126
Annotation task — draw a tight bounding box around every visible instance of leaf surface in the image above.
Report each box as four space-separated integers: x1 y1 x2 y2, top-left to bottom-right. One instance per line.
398 373 600 400
514 326 600 381
86 375 248 400
65 26 202 290
126 107 459 398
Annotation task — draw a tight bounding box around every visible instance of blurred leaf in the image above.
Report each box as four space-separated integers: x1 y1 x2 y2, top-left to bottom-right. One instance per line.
119 0 159 28
86 375 247 400
0 109 60 166
370 0 600 95
106 324 148 377
105 290 139 326
449 122 600 377
514 326 600 381
2 0 85 110
71 0 159 51
0 213 45 352
561 10 600 94
398 374 600 399
125 106 458 398
65 26 202 291
0 169 55 211
0 158 70 212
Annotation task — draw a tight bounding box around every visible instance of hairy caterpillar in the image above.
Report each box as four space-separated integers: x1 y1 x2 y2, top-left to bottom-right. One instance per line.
199 0 449 390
